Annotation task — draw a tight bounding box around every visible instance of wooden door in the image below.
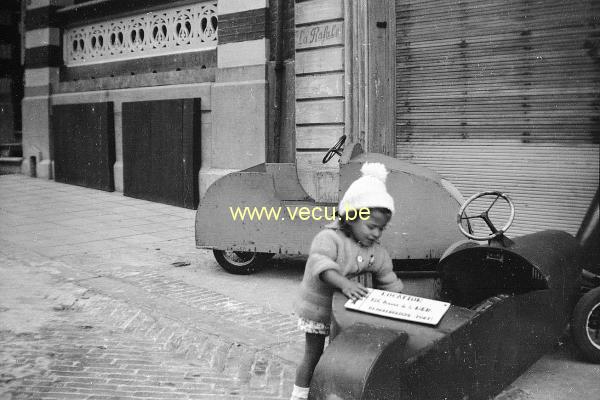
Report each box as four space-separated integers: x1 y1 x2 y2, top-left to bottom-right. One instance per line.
52 102 115 191
122 98 201 209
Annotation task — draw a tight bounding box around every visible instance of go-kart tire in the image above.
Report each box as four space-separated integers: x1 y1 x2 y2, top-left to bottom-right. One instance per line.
213 249 272 275
571 286 600 363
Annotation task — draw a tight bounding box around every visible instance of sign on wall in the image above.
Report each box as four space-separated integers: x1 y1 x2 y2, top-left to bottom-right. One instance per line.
295 21 343 49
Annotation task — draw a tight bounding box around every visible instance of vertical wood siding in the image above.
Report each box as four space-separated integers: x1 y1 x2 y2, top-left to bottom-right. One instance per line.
295 0 345 202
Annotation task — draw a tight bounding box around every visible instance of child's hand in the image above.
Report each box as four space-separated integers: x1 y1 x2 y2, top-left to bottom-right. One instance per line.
341 281 369 302
320 269 369 301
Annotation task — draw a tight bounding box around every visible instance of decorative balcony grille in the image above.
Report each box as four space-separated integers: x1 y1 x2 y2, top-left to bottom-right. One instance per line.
63 1 217 67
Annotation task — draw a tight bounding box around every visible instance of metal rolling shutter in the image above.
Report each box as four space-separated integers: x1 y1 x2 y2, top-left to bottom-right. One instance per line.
395 0 600 237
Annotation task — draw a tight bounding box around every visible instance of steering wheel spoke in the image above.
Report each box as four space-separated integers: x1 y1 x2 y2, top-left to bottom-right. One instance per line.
459 214 484 221
480 212 499 233
486 194 501 213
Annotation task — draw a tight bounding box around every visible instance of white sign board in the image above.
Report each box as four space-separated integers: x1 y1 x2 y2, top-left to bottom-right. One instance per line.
345 289 451 326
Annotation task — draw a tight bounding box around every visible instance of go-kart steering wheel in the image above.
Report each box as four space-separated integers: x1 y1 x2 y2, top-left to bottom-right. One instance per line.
457 191 515 241
322 135 347 164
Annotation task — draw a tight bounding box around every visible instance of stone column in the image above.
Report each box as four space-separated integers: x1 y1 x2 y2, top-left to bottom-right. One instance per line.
199 0 270 197
21 0 72 178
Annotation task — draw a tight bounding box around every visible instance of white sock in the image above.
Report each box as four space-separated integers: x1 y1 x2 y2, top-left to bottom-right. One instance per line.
291 384 310 400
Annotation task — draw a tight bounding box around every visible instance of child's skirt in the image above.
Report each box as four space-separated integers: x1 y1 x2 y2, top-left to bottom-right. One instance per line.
297 317 330 336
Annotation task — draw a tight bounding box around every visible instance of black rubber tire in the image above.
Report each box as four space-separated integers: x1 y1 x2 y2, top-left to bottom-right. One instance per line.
571 286 600 363
212 249 272 275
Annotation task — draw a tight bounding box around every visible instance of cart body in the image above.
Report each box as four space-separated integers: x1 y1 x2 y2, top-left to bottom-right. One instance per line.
195 144 464 261
310 230 583 400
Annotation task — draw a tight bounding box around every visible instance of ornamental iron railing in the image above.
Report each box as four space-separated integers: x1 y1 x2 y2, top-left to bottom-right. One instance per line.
63 1 217 66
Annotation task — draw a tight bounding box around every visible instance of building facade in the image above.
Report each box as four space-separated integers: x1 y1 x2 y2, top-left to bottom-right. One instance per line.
22 0 294 207
22 0 599 235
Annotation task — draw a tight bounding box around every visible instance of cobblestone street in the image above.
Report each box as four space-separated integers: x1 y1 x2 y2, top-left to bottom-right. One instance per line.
1 175 599 400
0 255 296 399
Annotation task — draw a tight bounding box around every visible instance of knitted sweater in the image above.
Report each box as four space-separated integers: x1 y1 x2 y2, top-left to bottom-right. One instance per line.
295 222 404 324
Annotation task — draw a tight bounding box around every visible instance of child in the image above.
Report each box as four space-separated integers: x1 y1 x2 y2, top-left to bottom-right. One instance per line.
291 162 404 400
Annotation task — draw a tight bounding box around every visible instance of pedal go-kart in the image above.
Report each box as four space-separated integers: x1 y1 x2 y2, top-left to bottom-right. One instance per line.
196 137 465 274
310 190 600 400
195 138 600 399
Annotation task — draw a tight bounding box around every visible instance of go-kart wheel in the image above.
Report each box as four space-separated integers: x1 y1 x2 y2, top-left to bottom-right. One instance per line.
213 249 272 275
457 191 515 241
571 287 600 363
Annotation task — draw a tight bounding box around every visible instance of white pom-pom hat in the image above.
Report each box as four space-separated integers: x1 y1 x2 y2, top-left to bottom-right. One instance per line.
338 162 395 216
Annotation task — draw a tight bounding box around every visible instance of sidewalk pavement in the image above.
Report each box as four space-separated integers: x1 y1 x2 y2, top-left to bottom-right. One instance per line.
1 174 599 400
1 174 303 400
